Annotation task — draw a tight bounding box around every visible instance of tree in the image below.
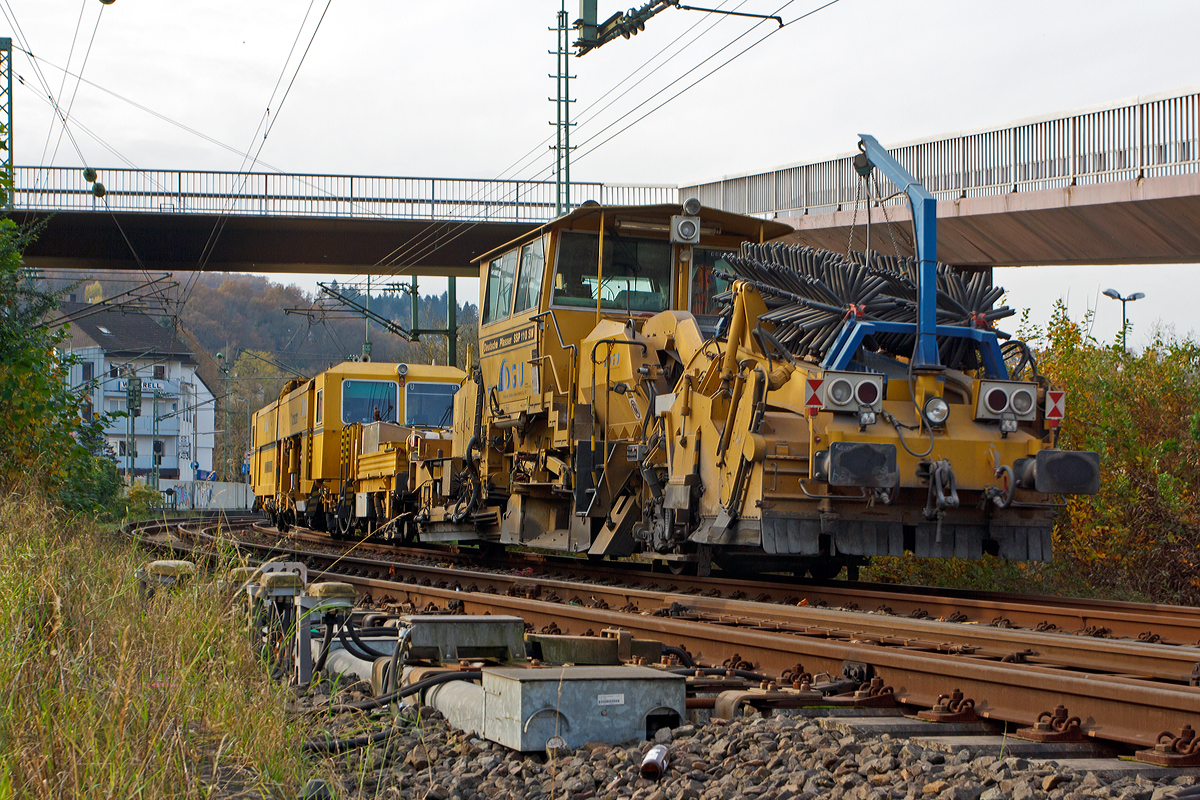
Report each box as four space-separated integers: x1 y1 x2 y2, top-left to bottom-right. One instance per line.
212 350 293 482
0 216 122 511
84 280 103 304
1032 304 1200 603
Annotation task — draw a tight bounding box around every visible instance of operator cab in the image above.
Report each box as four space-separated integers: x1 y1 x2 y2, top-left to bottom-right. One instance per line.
475 203 793 414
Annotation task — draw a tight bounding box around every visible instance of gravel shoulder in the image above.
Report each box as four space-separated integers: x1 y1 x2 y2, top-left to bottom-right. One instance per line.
299 684 1199 800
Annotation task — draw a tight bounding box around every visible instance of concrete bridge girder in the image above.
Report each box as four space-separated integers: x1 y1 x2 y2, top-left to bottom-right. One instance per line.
19 211 538 278
778 173 1200 268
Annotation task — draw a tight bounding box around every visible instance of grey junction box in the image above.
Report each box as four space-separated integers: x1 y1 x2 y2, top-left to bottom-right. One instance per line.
428 665 685 751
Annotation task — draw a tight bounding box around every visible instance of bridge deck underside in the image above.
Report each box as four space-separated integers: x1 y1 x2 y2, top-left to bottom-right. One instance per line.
18 211 537 277
779 173 1200 267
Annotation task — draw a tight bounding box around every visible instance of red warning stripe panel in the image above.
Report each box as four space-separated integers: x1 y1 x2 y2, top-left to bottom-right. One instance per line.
1045 390 1065 420
805 378 824 408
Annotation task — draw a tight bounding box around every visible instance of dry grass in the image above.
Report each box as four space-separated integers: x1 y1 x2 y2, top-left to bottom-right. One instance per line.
0 494 329 799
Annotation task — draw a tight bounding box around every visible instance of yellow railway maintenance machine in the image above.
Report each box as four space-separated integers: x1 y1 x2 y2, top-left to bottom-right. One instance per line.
251 360 465 539
412 143 1099 576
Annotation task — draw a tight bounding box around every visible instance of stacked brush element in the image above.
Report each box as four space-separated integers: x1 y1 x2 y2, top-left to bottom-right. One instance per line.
713 242 1015 372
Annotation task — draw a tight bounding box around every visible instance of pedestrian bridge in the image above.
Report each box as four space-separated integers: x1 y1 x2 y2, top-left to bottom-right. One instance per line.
15 171 675 277
682 87 1200 267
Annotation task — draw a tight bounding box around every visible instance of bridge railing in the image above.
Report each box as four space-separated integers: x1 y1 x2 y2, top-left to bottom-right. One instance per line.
11 167 678 222
683 89 1200 218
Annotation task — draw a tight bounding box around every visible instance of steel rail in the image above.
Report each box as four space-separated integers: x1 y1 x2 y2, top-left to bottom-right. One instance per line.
174 522 1200 687
268 524 1200 647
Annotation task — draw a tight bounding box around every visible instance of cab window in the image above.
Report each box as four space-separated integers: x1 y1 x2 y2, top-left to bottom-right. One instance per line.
315 389 323 424
512 236 546 314
406 382 457 428
341 379 398 424
551 230 671 313
482 248 519 325
690 249 736 316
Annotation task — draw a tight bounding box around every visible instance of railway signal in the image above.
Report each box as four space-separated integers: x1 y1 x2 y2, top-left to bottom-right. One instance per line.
126 376 142 416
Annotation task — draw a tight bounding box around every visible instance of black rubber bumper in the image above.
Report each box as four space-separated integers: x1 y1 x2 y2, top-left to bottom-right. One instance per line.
813 442 899 488
1014 449 1100 495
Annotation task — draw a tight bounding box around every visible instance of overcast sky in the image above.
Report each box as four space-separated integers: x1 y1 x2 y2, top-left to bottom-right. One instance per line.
8 0 1199 349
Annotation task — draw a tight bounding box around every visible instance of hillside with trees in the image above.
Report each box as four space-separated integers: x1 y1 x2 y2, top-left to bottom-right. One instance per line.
173 272 478 372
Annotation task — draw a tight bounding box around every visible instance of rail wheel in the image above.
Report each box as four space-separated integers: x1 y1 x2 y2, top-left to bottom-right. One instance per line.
808 559 842 581
477 541 504 561
337 507 354 537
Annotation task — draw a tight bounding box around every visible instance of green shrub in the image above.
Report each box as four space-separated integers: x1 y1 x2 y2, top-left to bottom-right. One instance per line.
123 481 163 520
866 304 1200 604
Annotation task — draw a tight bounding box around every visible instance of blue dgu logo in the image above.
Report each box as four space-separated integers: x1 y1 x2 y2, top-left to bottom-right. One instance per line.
595 350 620 369
498 359 525 392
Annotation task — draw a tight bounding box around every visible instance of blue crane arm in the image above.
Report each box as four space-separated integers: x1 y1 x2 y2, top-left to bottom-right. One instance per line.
857 134 942 370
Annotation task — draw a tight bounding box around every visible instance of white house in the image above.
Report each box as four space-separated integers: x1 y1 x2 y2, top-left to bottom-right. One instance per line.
58 303 216 481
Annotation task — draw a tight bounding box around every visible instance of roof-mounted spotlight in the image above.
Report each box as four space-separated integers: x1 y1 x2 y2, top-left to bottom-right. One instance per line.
682 197 702 216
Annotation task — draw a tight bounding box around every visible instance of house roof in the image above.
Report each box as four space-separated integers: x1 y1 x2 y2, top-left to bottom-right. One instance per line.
58 303 196 365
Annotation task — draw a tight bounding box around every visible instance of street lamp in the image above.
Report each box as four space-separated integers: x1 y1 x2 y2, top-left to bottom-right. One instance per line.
1102 288 1145 348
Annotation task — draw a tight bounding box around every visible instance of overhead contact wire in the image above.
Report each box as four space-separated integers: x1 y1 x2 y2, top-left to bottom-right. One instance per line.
354 0 747 286
379 0 841 281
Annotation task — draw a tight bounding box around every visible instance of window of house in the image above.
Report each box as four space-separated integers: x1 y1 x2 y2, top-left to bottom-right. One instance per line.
82 362 94 383
154 365 165 380
110 365 118 379
341 380 398 424
181 383 194 422
81 401 93 423
551 230 671 313
482 248 519 325
512 236 546 315
119 440 126 457
405 382 457 428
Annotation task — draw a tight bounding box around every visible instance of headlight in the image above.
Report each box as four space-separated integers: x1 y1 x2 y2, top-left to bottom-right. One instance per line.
924 397 949 425
827 378 854 406
1011 388 1034 415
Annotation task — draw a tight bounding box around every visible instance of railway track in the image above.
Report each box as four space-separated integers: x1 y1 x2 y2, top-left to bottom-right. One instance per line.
132 516 1200 757
254 522 1200 649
